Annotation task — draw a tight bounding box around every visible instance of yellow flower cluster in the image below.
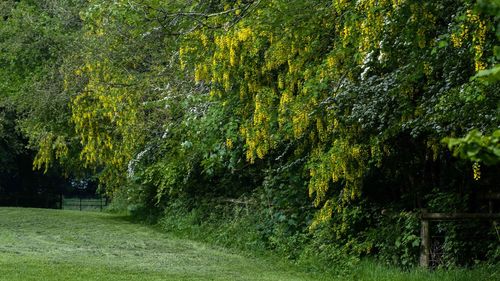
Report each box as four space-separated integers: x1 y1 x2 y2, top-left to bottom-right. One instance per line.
450 10 487 71
473 162 481 181
225 138 233 150
71 59 139 174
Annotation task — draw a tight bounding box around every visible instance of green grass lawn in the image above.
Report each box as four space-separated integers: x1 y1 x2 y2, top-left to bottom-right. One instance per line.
0 207 497 281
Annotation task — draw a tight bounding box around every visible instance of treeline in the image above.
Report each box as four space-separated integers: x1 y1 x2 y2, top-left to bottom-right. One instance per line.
1 0 499 268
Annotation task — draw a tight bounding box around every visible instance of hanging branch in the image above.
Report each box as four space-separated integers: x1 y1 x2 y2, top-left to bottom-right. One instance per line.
136 0 261 35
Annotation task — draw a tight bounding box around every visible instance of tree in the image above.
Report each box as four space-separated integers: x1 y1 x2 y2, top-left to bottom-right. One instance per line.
0 0 88 206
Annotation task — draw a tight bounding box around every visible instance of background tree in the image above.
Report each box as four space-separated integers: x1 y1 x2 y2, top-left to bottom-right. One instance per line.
0 0 88 206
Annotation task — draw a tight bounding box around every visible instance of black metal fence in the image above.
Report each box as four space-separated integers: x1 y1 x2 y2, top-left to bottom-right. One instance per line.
62 196 108 211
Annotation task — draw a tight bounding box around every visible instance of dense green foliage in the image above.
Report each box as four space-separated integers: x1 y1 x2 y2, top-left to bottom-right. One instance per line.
1 0 499 270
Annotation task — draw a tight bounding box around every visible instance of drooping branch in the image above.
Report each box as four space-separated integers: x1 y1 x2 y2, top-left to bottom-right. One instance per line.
136 0 262 35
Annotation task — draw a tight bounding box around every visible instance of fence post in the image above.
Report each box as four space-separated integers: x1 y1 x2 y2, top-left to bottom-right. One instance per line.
419 208 430 268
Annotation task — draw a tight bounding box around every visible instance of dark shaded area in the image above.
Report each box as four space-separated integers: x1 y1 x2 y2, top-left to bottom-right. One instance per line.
0 108 71 208
0 151 64 208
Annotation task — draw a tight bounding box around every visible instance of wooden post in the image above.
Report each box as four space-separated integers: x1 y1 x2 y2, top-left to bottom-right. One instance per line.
420 209 430 268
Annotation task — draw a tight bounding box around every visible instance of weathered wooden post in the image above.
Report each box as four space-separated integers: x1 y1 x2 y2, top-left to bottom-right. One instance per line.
419 208 430 268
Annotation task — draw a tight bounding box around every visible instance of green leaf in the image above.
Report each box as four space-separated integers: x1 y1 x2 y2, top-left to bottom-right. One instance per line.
473 65 500 83
412 240 420 247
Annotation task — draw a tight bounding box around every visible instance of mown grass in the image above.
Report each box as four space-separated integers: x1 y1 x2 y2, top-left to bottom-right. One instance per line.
0 207 328 281
0 207 497 281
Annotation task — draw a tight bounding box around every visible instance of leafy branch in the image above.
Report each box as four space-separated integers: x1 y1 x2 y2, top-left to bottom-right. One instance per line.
443 129 500 166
